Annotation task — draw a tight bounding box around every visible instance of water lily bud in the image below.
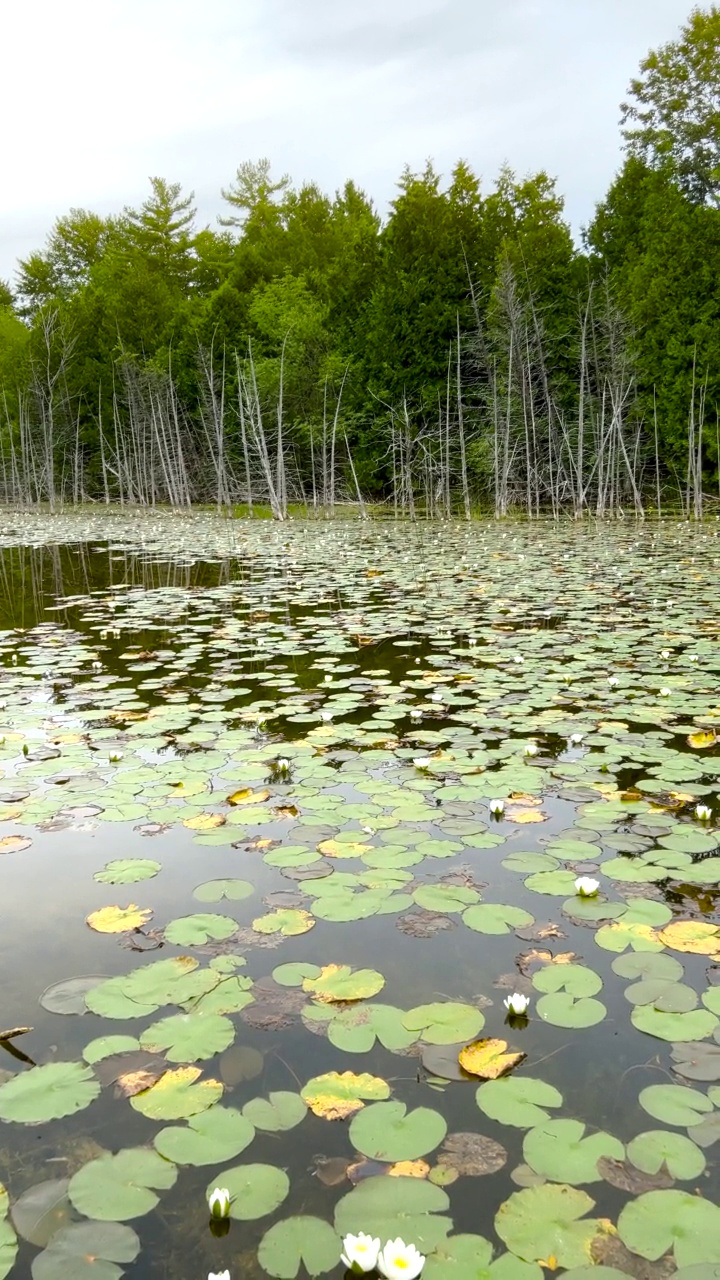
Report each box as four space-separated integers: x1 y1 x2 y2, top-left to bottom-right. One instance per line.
321 711 333 721
277 758 290 772
513 654 524 664
659 687 671 697
607 676 618 687
523 743 538 756
208 1187 231 1219
569 733 584 745
575 876 600 897
413 757 431 770
503 993 530 1016
342 1233 381 1274
410 708 422 719
489 799 505 816
689 654 699 662
695 804 712 822
208 1272 231 1280
377 1238 425 1280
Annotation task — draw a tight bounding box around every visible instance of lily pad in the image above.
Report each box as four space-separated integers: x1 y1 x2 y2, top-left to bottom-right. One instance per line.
457 1039 525 1080
139 1012 235 1062
258 1215 340 1279
204 1163 289 1220
302 964 384 1003
68 1148 177 1221
94 860 161 884
627 1130 706 1180
402 1002 484 1045
462 904 534 935
193 879 254 902
349 1100 447 1162
523 1119 624 1184
334 1175 452 1255
424 1234 543 1280
242 1092 307 1132
475 1077 564 1129
0 1062 100 1124
638 1084 713 1127
495 1183 611 1269
130 1066 222 1120
163 914 237 946
617 1190 720 1266
301 1071 390 1120
153 1105 255 1166
252 909 315 936
30 1221 139 1280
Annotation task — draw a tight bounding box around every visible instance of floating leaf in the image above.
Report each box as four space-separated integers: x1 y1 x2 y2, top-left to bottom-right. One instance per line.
462 904 534 935
658 921 720 957
258 1215 340 1279
94 860 161 885
301 1071 390 1120
402 1002 484 1045
413 885 480 913
458 1039 525 1080
272 962 321 987
523 1119 624 1185
495 1183 611 1269
627 1130 705 1180
68 1149 177 1221
40 975 108 1015
30 1221 139 1280
252 909 315 936
631 1005 718 1043
617 1190 720 1267
638 1084 713 1127
130 1066 222 1120
302 964 385 1003
154 1105 255 1166
532 965 602 997
334 1175 452 1255
193 879 254 902
0 1062 100 1124
204 1163 289 1220
83 1036 141 1065
242 1092 306 1132
424 1234 543 1280
163 914 237 946
86 905 153 934
227 788 270 805
10 1179 73 1248
671 1041 720 1082
139 1012 235 1062
687 730 717 750
436 1132 507 1177
475 1077 563 1129
349 1100 447 1162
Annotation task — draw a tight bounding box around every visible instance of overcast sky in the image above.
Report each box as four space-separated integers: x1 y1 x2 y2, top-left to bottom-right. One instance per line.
1 0 694 286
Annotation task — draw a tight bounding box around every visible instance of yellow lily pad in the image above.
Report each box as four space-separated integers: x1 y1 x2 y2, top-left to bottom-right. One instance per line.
182 813 226 831
227 788 270 806
301 1070 390 1120
86 904 153 933
658 921 720 956
687 730 717 750
458 1038 526 1080
317 839 372 859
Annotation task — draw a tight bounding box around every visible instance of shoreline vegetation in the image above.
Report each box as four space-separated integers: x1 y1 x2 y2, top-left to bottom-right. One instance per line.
1 7 720 520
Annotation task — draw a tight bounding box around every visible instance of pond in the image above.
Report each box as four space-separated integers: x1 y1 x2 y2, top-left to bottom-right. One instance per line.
0 510 719 1280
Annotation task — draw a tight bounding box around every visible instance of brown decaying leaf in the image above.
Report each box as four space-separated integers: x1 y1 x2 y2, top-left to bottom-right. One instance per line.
241 977 305 1031
515 922 566 942
115 1069 167 1098
346 1158 392 1185
591 1233 676 1279
313 1156 352 1187
396 911 456 938
516 949 579 977
93 1051 167 1091
437 1131 507 1177
598 1156 673 1194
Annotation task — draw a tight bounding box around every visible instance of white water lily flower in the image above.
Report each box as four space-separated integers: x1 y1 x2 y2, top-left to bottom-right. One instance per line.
523 743 538 756
321 711 333 721
342 1233 381 1274
608 676 618 687
208 1187 231 1219
430 692 444 703
277 758 290 771
413 757 431 769
689 653 699 662
569 733 584 745
489 799 505 816
209 1273 230 1280
575 876 600 897
503 993 530 1016
377 1238 425 1280
659 687 671 697
513 654 524 664
696 804 712 822
660 649 671 659
410 708 422 719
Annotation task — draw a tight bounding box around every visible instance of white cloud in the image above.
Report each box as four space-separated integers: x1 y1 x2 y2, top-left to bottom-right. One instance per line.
0 0 695 284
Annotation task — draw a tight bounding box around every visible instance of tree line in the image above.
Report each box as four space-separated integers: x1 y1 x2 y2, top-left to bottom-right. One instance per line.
1 3 720 517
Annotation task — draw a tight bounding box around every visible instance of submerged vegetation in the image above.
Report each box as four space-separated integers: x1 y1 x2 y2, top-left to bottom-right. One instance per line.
0 512 719 1274
2 7 720 517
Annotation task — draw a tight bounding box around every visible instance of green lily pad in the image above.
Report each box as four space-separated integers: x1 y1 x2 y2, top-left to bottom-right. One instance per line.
10 1178 73 1247
462 904 534 935
204 1163 289 1220
193 879 255 902
402 1002 484 1045
252 909 316 936
523 870 579 896
638 1084 714 1127
130 1066 222 1120
163 914 237 946
536 993 607 1028
0 1062 100 1124
85 957 217 1019
94 859 161 884
349 1100 447 1162
258 1215 340 1279
532 965 602 997
413 885 481 913
272 962 322 987
30 1221 139 1280
624 981 699 1012
0 1221 14 1280
68 1149 177 1221
242 1092 307 1132
631 1005 718 1043
303 965 384 1002
323 1003 418 1054
424 1234 543 1280
495 1183 609 1269
523 1119 624 1184
334 1175 452 1255
612 953 685 981
475 1077 564 1129
627 1130 706 1180
40 975 109 1015
617 1190 720 1266
83 1036 141 1064
154 1105 255 1166
139 1012 235 1062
